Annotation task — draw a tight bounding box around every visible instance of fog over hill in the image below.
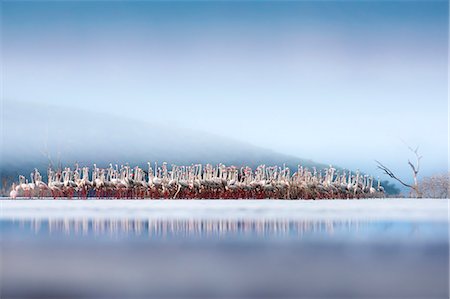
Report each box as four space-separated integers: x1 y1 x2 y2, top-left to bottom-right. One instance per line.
1 100 325 172
1 101 399 194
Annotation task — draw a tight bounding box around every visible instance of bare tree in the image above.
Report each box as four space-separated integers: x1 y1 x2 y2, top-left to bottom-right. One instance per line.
418 173 449 198
376 145 422 198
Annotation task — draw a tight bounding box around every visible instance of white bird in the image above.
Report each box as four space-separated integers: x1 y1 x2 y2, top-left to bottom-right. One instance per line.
10 183 18 199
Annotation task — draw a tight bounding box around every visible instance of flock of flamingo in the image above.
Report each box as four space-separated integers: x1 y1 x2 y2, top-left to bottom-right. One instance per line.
10 163 385 199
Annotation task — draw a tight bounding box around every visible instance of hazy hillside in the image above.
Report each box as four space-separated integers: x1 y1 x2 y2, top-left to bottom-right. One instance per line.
1 101 399 195
1 100 325 173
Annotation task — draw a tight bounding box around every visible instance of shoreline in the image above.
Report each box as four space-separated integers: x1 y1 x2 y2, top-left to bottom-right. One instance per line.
1 198 448 222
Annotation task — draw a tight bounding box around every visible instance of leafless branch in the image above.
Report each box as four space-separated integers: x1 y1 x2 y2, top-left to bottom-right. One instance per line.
375 160 413 188
376 142 422 198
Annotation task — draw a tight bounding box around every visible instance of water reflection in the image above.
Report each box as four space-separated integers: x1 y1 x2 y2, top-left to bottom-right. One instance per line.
2 217 446 242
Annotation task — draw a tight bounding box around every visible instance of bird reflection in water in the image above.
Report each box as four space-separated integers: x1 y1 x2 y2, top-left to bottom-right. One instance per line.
9 218 368 240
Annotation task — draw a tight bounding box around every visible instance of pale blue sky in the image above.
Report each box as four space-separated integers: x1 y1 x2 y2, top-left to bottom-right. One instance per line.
2 1 448 180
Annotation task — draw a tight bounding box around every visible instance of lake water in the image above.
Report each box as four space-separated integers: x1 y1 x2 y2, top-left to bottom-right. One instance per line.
1 199 448 298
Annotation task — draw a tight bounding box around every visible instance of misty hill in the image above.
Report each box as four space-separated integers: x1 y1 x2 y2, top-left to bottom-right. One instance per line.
1 100 326 173
1 101 399 195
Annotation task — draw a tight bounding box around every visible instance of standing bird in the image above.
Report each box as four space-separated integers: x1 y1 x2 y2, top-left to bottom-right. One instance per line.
10 183 18 199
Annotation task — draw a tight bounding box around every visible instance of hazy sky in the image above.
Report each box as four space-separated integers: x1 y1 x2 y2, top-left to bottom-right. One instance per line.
2 0 448 179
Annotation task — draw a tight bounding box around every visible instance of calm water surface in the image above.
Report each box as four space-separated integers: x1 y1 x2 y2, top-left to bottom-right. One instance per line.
1 199 448 298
